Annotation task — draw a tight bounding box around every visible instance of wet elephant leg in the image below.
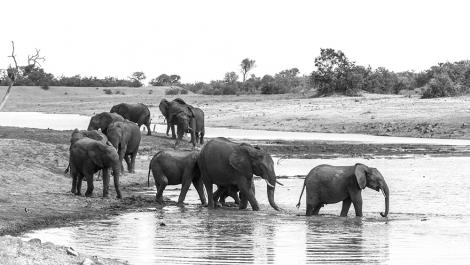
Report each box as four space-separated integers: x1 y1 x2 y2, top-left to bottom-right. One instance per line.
351 192 363 217
102 168 110 197
177 178 192 205
340 198 352 217
154 168 167 204
76 174 84 196
203 181 214 209
306 198 321 216
170 124 176 139
238 179 259 211
239 190 248 209
146 122 151 136
192 178 207 206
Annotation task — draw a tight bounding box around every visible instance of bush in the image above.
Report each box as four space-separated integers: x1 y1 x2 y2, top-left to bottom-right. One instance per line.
103 89 112 95
165 87 180 95
261 82 288 94
180 89 188 94
421 73 460 98
40 83 50 90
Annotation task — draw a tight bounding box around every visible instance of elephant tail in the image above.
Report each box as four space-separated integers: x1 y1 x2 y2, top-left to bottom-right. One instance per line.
64 163 70 175
296 177 307 208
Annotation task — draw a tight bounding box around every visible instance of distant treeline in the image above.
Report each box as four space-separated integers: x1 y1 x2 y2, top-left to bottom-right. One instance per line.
2 48 470 98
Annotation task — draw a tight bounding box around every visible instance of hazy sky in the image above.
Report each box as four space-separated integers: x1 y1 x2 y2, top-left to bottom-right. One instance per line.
2 0 470 83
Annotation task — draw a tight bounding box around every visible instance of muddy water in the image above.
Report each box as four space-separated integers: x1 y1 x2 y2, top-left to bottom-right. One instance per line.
23 156 470 264
2 111 470 145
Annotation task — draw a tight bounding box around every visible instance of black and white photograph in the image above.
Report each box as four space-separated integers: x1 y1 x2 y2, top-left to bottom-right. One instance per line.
1 0 470 264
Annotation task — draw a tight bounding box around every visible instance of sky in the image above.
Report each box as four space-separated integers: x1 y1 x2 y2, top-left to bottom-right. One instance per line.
1 0 470 83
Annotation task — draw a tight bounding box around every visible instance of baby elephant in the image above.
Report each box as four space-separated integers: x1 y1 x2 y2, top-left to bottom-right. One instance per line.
147 150 207 206
297 163 389 217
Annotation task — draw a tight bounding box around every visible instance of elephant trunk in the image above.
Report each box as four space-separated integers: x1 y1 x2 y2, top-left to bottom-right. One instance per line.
267 178 280 211
380 182 389 217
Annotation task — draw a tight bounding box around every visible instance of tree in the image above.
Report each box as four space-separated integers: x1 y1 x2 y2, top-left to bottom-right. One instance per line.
149 74 170 86
0 41 19 110
129 71 146 87
224 71 239 83
169 74 181 85
240 58 256 82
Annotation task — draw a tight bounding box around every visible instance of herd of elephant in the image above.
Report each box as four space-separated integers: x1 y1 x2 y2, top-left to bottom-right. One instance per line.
67 99 389 217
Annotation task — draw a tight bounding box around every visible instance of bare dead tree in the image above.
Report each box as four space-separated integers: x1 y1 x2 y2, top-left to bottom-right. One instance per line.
0 41 19 111
27 48 45 67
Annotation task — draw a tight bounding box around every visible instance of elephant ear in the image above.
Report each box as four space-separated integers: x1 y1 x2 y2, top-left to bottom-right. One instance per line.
229 146 253 177
354 163 369 189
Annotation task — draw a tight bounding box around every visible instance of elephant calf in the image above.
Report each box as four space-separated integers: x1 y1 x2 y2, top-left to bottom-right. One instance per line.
147 150 206 205
297 163 389 217
213 185 240 206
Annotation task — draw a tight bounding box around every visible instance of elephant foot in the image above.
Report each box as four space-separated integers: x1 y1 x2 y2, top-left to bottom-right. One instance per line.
215 201 222 208
176 201 185 207
155 197 164 204
85 192 92 197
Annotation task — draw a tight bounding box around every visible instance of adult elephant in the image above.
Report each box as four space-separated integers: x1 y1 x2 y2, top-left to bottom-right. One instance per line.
87 112 125 134
69 138 122 198
107 120 141 173
198 137 281 211
110 103 152 135
147 150 206 206
160 98 198 147
65 129 110 174
297 163 389 217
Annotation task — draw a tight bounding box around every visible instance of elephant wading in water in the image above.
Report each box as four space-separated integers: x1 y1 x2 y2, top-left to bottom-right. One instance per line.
213 185 240 206
110 103 152 135
87 112 125 134
69 138 122 198
107 120 141 173
297 163 389 217
147 150 206 205
198 137 282 211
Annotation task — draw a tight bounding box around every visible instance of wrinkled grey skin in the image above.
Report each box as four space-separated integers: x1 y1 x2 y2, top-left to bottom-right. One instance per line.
198 137 280 211
87 112 125 134
65 129 110 175
110 103 152 135
213 184 241 206
297 163 389 217
147 150 206 205
69 138 122 198
160 98 199 147
192 107 205 144
107 121 141 173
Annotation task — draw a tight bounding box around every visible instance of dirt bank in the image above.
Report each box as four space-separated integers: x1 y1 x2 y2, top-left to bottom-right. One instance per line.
1 86 470 139
0 236 126 265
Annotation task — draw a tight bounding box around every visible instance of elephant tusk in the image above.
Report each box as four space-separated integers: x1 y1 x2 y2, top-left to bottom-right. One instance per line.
265 179 275 188
276 180 284 186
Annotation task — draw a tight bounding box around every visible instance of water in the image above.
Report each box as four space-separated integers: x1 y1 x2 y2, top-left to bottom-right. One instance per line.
23 156 470 264
2 111 470 145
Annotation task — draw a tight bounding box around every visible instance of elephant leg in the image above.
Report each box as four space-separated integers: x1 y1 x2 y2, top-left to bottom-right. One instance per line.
239 190 248 209
306 198 321 216
154 169 167 204
124 154 132 173
84 173 94 197
76 174 83 196
129 153 136 173
102 168 110 197
340 198 352 217
118 147 126 172
192 178 207 206
170 124 176 139
146 122 151 136
70 166 78 194
351 192 363 217
113 170 121 199
200 130 204 144
203 181 214 209
238 179 259 211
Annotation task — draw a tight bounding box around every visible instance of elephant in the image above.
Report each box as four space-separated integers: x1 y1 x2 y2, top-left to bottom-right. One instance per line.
198 137 281 211
110 103 152 135
192 107 205 145
87 112 125 134
147 150 206 205
106 120 141 173
296 163 389 217
158 99 171 136
213 185 240 206
160 98 199 147
65 129 110 174
69 138 122 198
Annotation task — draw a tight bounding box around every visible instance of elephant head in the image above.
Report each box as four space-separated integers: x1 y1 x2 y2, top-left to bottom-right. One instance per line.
159 99 169 119
229 144 280 211
355 163 389 217
87 112 124 133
